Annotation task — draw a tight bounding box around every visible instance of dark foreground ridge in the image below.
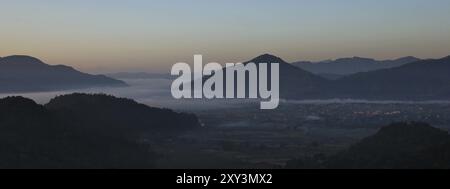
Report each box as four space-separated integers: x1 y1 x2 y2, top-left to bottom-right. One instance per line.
287 122 450 169
0 93 201 168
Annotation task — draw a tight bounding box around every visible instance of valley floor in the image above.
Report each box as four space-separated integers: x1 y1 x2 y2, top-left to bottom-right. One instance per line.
151 103 450 168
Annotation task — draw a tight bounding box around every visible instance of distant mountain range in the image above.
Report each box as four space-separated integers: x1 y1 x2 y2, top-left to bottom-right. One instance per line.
3 54 450 100
0 55 127 93
215 54 450 100
293 56 421 76
196 53 450 100
332 55 450 100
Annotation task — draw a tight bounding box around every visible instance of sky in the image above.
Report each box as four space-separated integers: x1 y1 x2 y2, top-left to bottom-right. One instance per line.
1 0 450 73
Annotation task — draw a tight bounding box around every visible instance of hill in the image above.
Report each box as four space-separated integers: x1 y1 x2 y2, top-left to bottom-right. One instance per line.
328 122 450 169
45 93 201 134
0 55 127 93
286 122 450 169
0 93 201 168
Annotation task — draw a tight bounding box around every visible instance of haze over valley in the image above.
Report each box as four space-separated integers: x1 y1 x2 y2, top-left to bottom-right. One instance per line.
2 0 450 169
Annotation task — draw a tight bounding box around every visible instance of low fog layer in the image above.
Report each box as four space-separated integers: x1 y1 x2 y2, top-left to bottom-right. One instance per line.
0 79 258 110
2 78 450 111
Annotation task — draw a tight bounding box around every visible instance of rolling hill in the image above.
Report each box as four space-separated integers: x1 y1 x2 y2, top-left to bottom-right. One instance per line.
0 93 201 168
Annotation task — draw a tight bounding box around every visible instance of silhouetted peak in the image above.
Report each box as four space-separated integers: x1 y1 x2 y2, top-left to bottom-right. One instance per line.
249 54 287 64
0 55 46 65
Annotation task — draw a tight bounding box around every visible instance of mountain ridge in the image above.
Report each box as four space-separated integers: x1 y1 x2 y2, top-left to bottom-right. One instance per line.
199 53 329 99
0 55 128 93
292 56 421 75
332 55 450 100
199 53 450 100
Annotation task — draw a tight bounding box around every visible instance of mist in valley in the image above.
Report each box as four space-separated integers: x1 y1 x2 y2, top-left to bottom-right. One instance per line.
2 78 450 168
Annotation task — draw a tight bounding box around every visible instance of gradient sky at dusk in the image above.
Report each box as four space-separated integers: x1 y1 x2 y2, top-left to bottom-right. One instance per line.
1 0 450 73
